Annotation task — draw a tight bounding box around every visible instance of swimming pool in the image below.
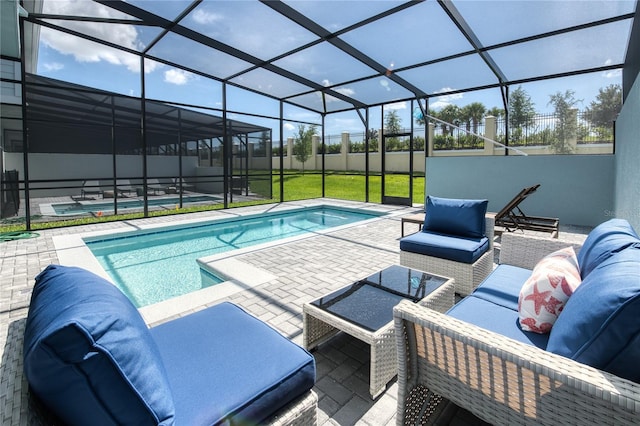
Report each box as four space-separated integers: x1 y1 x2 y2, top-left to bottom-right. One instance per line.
85 206 384 307
48 195 221 216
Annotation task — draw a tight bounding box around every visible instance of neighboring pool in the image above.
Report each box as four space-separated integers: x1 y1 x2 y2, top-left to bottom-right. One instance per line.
50 195 221 216
85 206 384 307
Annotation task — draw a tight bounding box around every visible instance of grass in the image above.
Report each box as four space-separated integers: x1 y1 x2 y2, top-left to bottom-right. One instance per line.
0 172 425 233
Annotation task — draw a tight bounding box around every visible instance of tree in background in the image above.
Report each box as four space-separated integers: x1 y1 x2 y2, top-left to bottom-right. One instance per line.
585 84 622 141
508 86 536 144
438 104 461 137
463 102 486 134
293 124 316 174
486 107 505 118
548 90 581 154
383 110 402 151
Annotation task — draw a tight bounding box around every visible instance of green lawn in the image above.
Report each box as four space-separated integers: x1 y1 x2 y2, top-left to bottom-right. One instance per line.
259 171 425 204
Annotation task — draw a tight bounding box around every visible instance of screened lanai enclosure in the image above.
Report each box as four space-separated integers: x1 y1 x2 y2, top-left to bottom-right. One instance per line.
0 0 637 229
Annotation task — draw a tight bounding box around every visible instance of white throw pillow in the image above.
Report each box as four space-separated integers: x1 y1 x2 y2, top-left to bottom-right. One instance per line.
518 247 582 334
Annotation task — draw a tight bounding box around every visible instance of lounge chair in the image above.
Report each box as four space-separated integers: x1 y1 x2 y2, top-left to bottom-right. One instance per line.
173 177 195 193
116 179 135 197
146 178 166 195
495 184 559 238
80 180 102 199
23 265 318 425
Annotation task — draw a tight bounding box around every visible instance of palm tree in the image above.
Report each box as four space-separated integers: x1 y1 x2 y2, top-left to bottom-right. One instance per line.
465 102 486 134
438 105 461 137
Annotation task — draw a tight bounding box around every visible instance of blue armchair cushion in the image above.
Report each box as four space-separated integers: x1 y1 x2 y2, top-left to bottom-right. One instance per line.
150 302 316 425
447 295 549 349
400 230 489 264
470 264 531 311
423 195 488 239
576 218 640 279
23 265 175 426
547 246 640 382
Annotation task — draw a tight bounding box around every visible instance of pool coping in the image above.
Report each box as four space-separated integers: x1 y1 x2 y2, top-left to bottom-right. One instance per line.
52 200 405 324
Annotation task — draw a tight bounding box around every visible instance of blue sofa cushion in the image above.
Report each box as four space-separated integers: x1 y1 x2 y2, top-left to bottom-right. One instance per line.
423 195 489 239
447 295 549 349
400 230 489 264
23 265 175 426
471 264 531 311
547 246 640 382
150 302 316 425
577 218 640 279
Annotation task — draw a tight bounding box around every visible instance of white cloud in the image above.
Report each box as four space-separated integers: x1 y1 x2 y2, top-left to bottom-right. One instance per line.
40 0 158 73
284 123 296 132
386 101 407 110
42 62 64 72
430 88 464 110
164 69 194 85
191 9 224 25
602 69 622 78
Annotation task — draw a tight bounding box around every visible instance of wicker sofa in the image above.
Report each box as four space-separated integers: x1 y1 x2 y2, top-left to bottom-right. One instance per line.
394 219 640 425
23 265 317 426
400 196 495 296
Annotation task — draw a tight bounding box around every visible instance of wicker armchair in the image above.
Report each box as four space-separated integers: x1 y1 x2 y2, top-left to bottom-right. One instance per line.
400 214 495 296
393 232 640 425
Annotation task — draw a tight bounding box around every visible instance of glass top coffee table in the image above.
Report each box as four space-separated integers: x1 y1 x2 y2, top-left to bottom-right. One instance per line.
303 264 454 399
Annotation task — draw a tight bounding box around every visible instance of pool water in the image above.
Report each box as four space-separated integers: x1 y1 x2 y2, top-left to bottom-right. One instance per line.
52 195 220 215
86 206 383 307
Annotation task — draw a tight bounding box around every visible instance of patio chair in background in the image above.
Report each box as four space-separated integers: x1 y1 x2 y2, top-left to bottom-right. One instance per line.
174 177 195 193
116 179 135 197
495 184 559 238
80 180 102 199
146 178 166 195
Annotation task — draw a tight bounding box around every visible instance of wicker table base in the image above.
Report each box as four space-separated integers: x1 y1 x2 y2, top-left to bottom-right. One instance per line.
303 267 454 399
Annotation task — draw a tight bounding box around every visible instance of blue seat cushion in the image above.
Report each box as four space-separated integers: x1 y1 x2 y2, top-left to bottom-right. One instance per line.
23 265 175 426
470 264 531 311
423 195 488 239
150 302 316 425
547 246 640 382
447 295 549 349
400 230 489 264
577 218 640 279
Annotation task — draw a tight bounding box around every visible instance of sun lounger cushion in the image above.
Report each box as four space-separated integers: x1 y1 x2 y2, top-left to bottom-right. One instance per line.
446 295 549 349
400 230 489 264
150 302 315 425
547 245 640 382
423 196 488 239
576 218 640 279
23 265 175 426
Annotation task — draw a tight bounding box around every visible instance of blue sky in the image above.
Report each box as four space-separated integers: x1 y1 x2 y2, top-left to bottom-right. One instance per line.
35 0 629 142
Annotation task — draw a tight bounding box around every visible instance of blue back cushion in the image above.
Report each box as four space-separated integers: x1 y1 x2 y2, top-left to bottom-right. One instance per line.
23 265 175 426
423 195 488 239
150 302 316 425
547 246 640 382
577 218 640 279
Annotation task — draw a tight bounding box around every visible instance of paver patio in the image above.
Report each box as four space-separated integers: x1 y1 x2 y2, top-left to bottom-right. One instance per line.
0 199 590 425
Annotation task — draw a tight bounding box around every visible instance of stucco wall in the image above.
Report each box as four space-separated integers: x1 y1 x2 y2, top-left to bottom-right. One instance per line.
614 73 640 231
425 154 615 228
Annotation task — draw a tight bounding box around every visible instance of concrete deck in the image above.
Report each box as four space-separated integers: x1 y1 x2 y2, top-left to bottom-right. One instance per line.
0 199 590 425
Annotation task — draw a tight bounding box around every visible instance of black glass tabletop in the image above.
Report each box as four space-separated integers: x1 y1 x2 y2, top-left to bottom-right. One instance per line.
310 265 448 332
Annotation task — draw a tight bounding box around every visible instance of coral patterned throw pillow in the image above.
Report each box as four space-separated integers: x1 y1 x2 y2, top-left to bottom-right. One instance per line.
518 247 582 334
